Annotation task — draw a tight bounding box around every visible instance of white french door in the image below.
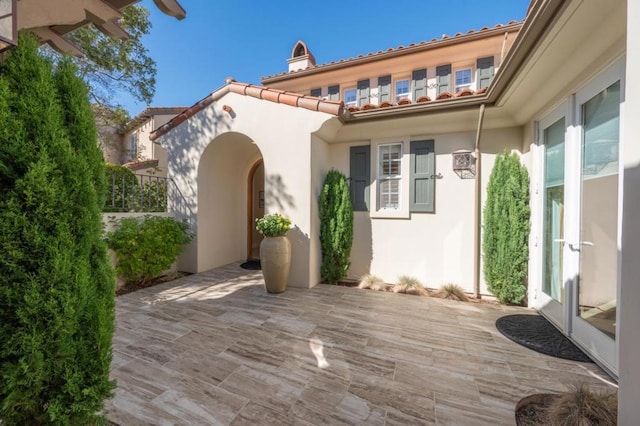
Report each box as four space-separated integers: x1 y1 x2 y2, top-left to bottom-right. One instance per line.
536 58 623 376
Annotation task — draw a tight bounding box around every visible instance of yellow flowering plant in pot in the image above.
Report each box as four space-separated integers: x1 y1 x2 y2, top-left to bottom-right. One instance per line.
255 213 291 236
256 213 292 293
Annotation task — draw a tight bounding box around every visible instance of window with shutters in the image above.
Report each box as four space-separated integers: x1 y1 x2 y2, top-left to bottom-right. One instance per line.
344 88 357 107
378 75 391 103
395 79 410 102
455 68 472 92
378 144 402 210
412 69 427 100
349 145 370 211
357 79 370 106
409 140 435 213
476 56 495 89
436 64 452 95
328 85 340 101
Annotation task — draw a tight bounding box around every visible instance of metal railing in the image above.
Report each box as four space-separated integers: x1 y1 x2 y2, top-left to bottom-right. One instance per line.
104 173 168 213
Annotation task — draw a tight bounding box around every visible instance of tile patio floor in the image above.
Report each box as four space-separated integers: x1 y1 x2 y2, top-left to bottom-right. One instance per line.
105 263 616 425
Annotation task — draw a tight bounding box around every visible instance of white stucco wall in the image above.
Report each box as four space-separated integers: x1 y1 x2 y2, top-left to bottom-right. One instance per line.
327 127 522 294
159 92 334 288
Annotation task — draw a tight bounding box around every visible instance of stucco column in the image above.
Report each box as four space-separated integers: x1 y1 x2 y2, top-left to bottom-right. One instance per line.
618 2 640 424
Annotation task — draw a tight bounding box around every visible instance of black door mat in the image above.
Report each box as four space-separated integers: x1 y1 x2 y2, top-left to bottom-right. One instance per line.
495 314 594 363
240 260 261 270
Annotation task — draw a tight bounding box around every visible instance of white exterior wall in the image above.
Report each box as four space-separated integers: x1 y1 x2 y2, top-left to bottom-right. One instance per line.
327 127 522 293
619 0 639 422
159 93 333 288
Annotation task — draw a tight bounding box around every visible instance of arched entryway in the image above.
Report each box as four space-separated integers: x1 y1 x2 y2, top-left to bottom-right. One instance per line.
197 132 263 272
247 159 264 260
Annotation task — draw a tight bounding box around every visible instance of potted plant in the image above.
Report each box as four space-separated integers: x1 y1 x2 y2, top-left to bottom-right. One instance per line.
256 213 292 293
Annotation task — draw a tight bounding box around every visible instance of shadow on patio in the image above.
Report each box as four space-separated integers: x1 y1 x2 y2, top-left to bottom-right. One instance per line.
105 263 615 425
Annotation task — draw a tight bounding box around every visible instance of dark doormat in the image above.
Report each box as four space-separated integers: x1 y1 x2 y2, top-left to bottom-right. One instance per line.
240 260 261 270
495 314 594 363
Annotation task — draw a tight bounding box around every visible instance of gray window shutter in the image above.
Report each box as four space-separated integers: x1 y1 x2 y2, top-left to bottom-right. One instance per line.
310 88 322 97
378 75 391 103
350 145 370 211
410 140 435 213
436 64 451 94
357 79 370 106
477 56 495 89
412 69 427 99
328 85 340 101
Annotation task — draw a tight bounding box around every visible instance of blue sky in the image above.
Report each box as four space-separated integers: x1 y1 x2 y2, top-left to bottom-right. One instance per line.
120 0 532 115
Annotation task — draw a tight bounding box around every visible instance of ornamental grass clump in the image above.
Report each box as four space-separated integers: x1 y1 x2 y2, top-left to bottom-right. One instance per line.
256 213 291 236
546 384 617 426
358 274 385 290
393 276 428 296
433 283 470 302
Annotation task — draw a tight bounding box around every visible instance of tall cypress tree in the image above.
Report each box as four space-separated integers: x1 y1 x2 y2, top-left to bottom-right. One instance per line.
482 150 530 304
319 169 354 283
0 34 115 424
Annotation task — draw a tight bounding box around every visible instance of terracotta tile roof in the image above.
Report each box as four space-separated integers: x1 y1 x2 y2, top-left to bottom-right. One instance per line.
150 82 344 141
124 106 190 133
261 21 523 84
122 159 159 170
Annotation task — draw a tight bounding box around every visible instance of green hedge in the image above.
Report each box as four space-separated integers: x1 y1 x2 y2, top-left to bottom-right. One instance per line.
106 215 193 285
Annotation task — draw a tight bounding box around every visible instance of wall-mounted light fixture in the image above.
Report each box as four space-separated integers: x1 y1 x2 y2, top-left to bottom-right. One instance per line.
452 149 476 179
0 0 17 53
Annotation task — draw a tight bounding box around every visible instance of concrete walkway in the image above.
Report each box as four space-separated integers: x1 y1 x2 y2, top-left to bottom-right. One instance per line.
105 263 615 425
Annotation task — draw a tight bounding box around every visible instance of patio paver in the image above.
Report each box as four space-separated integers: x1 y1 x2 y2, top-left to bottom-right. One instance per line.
105 263 616 425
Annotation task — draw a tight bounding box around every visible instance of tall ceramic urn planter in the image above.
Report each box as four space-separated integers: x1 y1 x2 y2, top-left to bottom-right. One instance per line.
255 213 293 294
260 235 291 293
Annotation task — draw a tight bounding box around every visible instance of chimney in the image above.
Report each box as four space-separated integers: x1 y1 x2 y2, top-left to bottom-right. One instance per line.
288 40 316 72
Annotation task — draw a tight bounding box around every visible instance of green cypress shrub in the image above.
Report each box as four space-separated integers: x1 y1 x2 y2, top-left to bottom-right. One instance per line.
0 33 115 424
319 169 354 283
482 150 531 304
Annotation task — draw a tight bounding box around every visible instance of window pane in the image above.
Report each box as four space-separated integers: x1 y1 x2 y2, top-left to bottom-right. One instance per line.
578 81 620 340
455 69 471 86
380 179 400 209
344 89 357 105
379 144 402 177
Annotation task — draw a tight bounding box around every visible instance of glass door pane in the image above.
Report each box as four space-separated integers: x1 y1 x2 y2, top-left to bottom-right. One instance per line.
543 118 565 302
578 81 620 340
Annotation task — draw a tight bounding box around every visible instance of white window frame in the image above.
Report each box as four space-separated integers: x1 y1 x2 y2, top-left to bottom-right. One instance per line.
455 68 473 93
395 79 411 102
344 88 357 107
370 137 414 219
378 143 402 210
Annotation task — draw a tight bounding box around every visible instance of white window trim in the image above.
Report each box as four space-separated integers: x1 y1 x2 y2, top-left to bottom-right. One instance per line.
455 67 473 93
378 143 402 210
344 88 357 107
370 137 411 219
394 78 411 102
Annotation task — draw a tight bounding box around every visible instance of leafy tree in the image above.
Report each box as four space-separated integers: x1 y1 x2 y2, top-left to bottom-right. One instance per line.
49 5 155 109
319 170 354 283
0 33 115 424
483 150 531 304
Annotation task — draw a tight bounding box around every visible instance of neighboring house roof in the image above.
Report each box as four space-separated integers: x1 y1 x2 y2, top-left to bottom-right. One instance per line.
261 21 522 84
150 82 345 141
123 106 190 133
123 159 160 170
22 0 186 56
